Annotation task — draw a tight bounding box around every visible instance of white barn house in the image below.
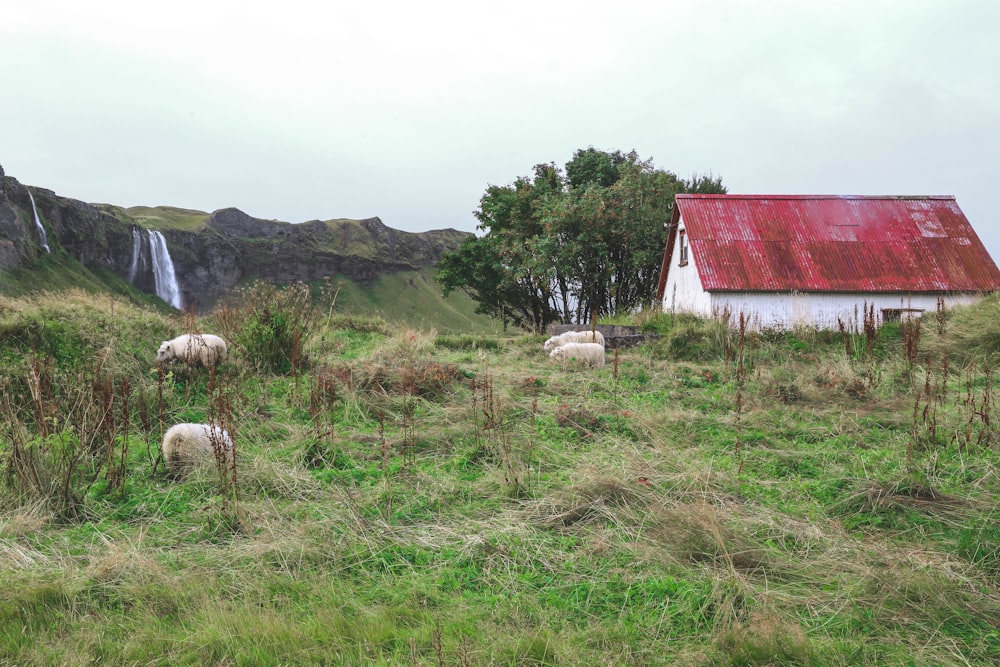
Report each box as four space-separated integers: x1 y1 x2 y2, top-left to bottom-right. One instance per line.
655 194 1000 330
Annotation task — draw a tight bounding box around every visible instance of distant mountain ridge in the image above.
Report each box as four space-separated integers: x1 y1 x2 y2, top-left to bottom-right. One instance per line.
0 164 473 313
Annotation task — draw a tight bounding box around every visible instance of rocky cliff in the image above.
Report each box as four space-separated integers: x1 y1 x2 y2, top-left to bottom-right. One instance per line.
0 166 471 311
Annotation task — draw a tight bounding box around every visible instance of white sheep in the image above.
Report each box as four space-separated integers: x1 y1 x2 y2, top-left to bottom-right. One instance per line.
156 333 228 368
543 333 566 350
161 422 234 474
549 342 606 368
543 330 606 350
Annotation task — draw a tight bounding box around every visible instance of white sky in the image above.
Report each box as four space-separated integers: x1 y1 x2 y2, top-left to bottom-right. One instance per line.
3 0 999 260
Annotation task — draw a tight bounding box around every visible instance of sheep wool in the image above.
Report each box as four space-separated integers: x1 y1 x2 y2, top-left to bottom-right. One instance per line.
157 333 228 368
543 330 605 350
549 342 606 368
161 422 233 474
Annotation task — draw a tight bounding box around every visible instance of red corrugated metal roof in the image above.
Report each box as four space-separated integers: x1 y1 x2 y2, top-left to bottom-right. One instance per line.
672 194 1000 293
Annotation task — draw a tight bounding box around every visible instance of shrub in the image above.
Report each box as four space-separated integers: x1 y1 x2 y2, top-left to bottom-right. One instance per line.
215 281 324 374
319 359 463 402
1 357 139 521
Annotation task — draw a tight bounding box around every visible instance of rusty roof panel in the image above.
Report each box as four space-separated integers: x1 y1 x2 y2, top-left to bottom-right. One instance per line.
676 195 1000 293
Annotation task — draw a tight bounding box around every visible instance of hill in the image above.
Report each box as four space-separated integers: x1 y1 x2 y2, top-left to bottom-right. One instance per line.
0 165 496 331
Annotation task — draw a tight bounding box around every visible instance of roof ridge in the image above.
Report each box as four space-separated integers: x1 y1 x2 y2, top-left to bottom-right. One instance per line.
677 194 956 201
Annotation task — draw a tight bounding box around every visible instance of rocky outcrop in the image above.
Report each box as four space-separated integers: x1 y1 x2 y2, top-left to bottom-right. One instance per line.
0 168 470 311
0 173 27 271
0 173 133 274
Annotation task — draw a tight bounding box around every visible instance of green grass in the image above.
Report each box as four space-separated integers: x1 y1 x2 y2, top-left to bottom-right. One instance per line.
0 249 168 312
313 221 471 262
0 293 998 664
326 267 506 335
98 204 212 232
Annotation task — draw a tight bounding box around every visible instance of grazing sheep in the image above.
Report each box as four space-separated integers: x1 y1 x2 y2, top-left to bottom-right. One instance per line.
543 330 605 350
161 422 233 474
156 333 228 368
549 342 606 368
543 333 566 350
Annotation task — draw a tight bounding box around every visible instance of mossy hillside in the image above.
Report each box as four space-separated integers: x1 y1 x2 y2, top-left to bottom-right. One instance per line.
328 267 504 335
91 203 470 261
5 179 475 320
0 251 113 296
97 204 213 232
0 290 176 370
0 291 998 665
315 219 471 261
0 249 170 315
1 258 497 336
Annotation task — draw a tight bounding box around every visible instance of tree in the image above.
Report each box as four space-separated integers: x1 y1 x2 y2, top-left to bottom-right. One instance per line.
685 172 727 194
437 164 566 332
565 147 626 189
552 154 688 319
437 149 726 332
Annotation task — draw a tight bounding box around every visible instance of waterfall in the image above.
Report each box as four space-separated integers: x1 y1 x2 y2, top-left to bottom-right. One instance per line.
27 189 51 253
148 230 183 309
127 227 146 284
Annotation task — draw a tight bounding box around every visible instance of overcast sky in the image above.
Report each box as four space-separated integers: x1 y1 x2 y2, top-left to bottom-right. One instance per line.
3 0 999 260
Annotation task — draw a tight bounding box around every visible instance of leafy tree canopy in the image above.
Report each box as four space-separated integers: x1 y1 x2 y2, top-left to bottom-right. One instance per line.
437 148 726 332
565 147 627 189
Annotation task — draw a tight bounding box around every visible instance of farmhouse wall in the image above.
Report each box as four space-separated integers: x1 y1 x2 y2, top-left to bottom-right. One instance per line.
703 291 981 331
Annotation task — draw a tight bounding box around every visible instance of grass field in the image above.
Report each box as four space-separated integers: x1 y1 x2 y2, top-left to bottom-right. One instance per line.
0 287 998 665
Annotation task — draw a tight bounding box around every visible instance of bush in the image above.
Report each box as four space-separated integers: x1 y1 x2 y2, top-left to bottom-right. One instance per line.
215 281 325 374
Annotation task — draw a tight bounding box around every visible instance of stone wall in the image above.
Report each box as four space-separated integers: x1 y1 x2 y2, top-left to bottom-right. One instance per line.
547 324 659 349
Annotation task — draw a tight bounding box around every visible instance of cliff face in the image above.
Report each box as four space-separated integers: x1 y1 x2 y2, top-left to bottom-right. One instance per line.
0 167 470 311
0 171 134 275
